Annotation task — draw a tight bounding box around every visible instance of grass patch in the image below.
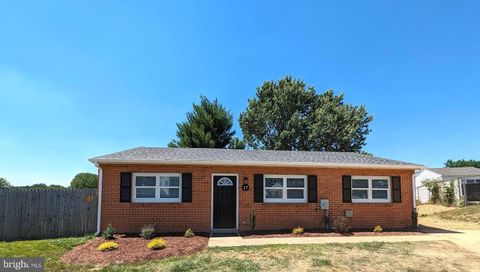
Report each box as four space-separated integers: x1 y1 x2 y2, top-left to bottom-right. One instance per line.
356 241 385 251
99 241 480 271
0 236 93 271
437 205 480 223
312 258 332 267
1 237 480 271
418 204 480 230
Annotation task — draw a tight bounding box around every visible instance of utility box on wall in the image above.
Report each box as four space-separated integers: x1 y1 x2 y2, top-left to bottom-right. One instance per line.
344 210 353 217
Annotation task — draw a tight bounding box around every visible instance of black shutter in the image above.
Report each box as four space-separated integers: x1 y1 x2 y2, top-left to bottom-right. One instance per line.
392 176 401 203
307 175 318 203
120 172 132 203
342 175 352 203
182 173 192 203
254 174 263 203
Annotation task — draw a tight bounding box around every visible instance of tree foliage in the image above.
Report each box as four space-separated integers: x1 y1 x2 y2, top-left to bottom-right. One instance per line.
239 76 373 152
423 179 442 204
443 181 455 206
17 183 66 189
169 96 242 149
70 173 98 189
0 177 11 188
445 159 480 168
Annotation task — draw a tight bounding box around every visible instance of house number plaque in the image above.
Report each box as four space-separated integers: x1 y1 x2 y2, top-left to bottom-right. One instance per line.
242 183 249 191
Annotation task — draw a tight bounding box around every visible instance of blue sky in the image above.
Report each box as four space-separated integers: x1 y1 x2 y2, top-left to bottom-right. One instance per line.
1 1 479 186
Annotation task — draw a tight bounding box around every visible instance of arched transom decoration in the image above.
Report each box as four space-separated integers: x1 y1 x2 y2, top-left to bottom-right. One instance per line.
217 177 233 186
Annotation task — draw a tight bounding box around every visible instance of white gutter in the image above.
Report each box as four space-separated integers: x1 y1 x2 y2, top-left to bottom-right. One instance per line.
95 163 103 235
89 158 424 170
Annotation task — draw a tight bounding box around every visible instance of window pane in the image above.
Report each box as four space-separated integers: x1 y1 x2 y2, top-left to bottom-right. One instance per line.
352 179 368 188
159 176 180 187
372 179 388 188
287 178 305 188
265 178 283 188
476 179 480 184
466 179 474 184
287 189 304 199
136 176 156 186
160 188 179 198
372 190 388 199
265 189 282 199
136 188 155 198
352 190 368 199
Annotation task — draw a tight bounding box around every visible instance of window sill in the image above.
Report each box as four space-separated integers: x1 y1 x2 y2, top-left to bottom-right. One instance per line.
259 202 311 205
132 200 182 204
350 202 394 205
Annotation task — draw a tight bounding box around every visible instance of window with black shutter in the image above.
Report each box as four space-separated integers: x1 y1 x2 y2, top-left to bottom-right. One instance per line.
307 175 317 203
391 176 402 203
120 172 132 202
342 175 352 203
254 174 263 203
182 173 192 202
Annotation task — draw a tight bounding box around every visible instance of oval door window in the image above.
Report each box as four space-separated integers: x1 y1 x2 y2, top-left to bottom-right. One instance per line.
217 177 233 186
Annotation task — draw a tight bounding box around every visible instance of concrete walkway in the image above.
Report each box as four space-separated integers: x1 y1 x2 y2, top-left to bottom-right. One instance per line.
208 230 480 254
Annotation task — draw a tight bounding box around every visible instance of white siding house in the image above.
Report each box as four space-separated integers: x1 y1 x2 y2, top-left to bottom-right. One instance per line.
415 167 480 203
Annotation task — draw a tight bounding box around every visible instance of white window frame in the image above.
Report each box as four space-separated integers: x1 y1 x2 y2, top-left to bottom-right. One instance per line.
351 176 391 203
132 173 182 203
263 175 307 203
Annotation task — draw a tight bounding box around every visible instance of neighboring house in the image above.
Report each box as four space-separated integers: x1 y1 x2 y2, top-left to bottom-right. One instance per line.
89 147 422 233
415 167 480 203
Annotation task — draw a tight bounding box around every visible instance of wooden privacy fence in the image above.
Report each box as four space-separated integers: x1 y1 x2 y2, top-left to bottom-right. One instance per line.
0 188 98 241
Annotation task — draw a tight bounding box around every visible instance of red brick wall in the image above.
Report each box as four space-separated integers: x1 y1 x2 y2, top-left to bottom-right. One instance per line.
99 164 415 233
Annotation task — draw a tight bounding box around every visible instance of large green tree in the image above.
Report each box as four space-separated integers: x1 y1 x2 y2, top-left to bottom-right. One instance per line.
445 159 480 168
70 173 98 189
0 177 11 188
169 96 243 149
239 76 373 152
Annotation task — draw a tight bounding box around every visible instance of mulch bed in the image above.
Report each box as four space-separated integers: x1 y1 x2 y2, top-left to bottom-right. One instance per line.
240 229 423 239
61 234 209 265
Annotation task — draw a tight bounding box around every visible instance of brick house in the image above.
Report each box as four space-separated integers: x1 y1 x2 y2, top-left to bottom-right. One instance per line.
89 147 422 233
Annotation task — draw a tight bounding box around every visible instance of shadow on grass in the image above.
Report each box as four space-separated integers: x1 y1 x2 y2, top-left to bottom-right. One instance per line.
417 225 463 234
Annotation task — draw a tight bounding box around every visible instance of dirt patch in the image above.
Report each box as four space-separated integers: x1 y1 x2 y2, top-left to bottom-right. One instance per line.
417 204 456 216
61 234 208 265
240 229 423 239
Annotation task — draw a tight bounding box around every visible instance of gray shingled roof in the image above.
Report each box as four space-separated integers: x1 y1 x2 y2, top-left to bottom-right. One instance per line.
89 147 422 169
428 167 480 177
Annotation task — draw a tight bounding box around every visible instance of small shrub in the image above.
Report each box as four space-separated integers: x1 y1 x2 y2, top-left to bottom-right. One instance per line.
373 225 383 232
140 224 156 239
443 181 455 206
249 209 256 232
147 238 167 250
333 216 351 234
412 210 418 227
102 224 116 240
292 227 304 235
97 241 118 251
456 197 465 207
424 179 441 204
184 228 195 238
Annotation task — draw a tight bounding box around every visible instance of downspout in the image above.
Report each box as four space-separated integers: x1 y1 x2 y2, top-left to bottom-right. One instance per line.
95 163 103 235
412 172 417 209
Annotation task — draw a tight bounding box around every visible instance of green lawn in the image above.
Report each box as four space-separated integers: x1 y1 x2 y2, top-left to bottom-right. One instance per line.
0 236 94 271
1 237 480 271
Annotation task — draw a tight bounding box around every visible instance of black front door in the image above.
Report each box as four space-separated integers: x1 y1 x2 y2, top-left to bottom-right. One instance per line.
213 175 237 229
